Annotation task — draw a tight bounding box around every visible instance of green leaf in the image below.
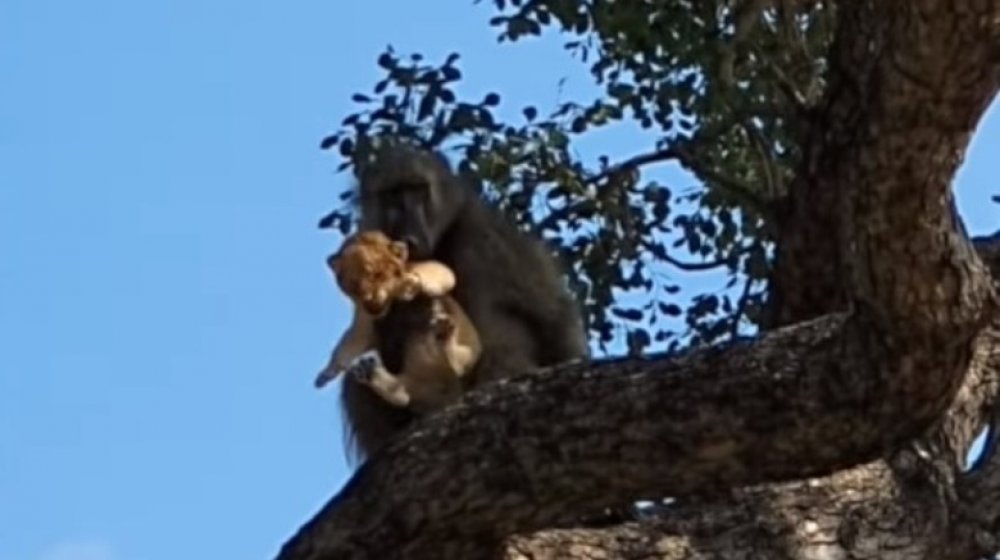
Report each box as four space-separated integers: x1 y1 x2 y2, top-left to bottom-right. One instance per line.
339 138 354 157
612 307 643 321
319 134 339 150
317 212 334 229
478 108 496 128
376 52 395 70
658 302 683 316
418 95 436 121
626 329 650 355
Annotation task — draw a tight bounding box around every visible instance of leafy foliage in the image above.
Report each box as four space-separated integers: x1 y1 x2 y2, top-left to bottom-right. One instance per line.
317 1 836 356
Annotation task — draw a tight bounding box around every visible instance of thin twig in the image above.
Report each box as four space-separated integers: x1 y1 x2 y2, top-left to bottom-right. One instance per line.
716 0 771 88
730 273 756 341
761 55 810 111
549 144 772 225
741 120 784 199
588 149 680 185
671 145 772 219
642 239 750 272
664 254 732 272
534 204 576 232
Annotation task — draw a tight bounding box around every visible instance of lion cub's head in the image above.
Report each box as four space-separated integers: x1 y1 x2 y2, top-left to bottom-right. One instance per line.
328 231 410 317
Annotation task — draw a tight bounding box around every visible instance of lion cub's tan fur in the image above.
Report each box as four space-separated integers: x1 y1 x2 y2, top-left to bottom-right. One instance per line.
315 231 481 413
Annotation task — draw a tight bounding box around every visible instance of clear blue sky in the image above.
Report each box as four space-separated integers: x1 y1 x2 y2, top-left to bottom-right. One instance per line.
1 2 997 559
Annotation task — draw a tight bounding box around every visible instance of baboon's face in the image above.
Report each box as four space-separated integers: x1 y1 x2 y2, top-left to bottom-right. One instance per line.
358 148 463 260
361 181 439 260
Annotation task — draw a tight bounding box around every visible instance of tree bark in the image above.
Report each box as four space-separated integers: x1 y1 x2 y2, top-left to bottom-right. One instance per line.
500 321 1000 560
278 1 1000 559
502 466 949 560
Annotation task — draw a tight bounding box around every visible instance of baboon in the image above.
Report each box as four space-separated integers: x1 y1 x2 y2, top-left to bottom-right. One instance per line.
339 144 589 460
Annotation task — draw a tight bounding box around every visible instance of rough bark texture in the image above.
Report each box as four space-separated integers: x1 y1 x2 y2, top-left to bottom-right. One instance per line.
503 467 948 560
976 232 1000 278
279 1 1000 559
501 322 1000 560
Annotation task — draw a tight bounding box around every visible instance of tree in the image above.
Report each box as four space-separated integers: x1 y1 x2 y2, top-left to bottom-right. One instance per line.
279 1 1000 558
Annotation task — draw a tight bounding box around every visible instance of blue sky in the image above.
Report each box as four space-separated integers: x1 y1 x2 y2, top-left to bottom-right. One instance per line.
1 2 997 559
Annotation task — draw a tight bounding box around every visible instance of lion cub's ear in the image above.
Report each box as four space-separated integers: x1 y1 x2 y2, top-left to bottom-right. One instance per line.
327 252 345 278
389 240 409 261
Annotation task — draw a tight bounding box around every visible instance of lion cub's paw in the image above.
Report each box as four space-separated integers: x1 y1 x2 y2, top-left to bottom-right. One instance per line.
347 351 383 384
397 272 423 301
430 313 455 339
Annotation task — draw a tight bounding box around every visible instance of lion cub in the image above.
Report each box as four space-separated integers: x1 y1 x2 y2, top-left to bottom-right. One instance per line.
315 231 481 413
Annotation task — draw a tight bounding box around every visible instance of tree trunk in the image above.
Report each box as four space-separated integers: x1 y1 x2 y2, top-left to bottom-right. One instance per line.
277 1 1000 558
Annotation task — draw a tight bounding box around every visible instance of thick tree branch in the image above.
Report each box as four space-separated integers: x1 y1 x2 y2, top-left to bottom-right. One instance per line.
828 1 996 336
769 1 1000 329
501 321 1000 560
953 323 1000 558
277 309 990 560
957 442 1000 557
503 466 946 560
974 231 1000 280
